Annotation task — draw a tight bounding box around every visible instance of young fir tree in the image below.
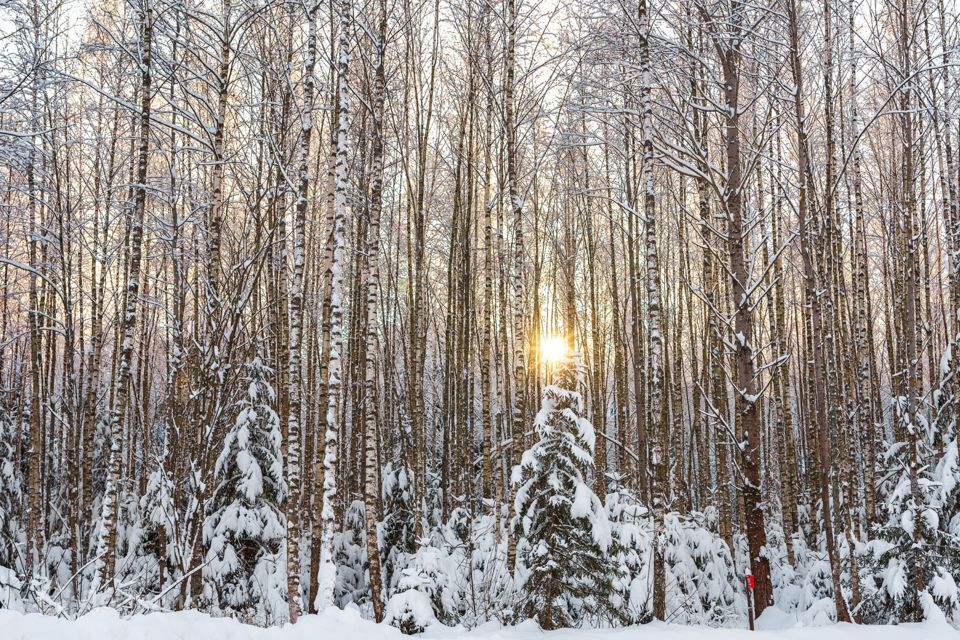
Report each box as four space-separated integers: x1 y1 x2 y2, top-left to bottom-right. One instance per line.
385 540 460 633
931 342 960 620
136 461 177 603
859 394 959 624
0 404 22 573
512 353 623 629
203 358 287 622
605 476 652 623
930 439 960 619
858 358 960 624
382 460 416 596
686 508 743 626
385 509 471 632
333 500 369 610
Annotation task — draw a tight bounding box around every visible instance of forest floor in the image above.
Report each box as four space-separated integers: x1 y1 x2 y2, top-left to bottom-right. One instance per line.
0 605 955 640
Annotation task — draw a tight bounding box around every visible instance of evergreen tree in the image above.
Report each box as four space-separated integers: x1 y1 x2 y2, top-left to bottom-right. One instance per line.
384 565 437 634
512 353 623 629
934 340 960 600
663 510 744 626
0 404 22 573
385 510 472 632
859 396 959 624
605 478 652 623
799 551 837 625
202 359 287 622
136 461 177 604
333 500 369 610
930 437 960 619
686 509 743 626
382 460 415 596
384 542 452 634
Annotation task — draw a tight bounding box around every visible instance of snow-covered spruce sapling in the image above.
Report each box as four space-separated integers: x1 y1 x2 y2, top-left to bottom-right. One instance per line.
202 358 287 623
604 477 651 623
0 405 23 574
859 394 959 624
333 500 368 610
512 353 625 629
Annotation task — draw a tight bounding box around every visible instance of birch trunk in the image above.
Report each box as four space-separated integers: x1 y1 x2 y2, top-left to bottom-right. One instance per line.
91 1 152 594
316 0 352 610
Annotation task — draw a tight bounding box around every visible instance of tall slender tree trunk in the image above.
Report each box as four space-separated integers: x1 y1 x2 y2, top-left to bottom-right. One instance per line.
285 0 321 622
91 0 152 594
362 1 388 617
505 0 526 575
785 0 851 620
639 0 666 620
317 0 352 610
896 0 925 620
705 2 774 612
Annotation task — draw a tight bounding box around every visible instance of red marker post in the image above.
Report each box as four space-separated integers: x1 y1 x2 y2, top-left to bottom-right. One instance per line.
745 574 755 631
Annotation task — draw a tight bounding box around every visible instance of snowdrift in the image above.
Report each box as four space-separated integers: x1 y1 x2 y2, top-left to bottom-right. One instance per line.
0 605 954 640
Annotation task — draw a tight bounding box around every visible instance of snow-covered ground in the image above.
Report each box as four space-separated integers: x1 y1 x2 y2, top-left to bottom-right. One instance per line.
0 606 954 640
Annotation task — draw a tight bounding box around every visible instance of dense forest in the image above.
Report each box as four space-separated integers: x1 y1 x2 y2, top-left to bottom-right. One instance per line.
1 0 960 631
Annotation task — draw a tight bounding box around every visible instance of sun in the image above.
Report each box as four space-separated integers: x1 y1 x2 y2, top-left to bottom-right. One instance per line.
540 335 568 364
